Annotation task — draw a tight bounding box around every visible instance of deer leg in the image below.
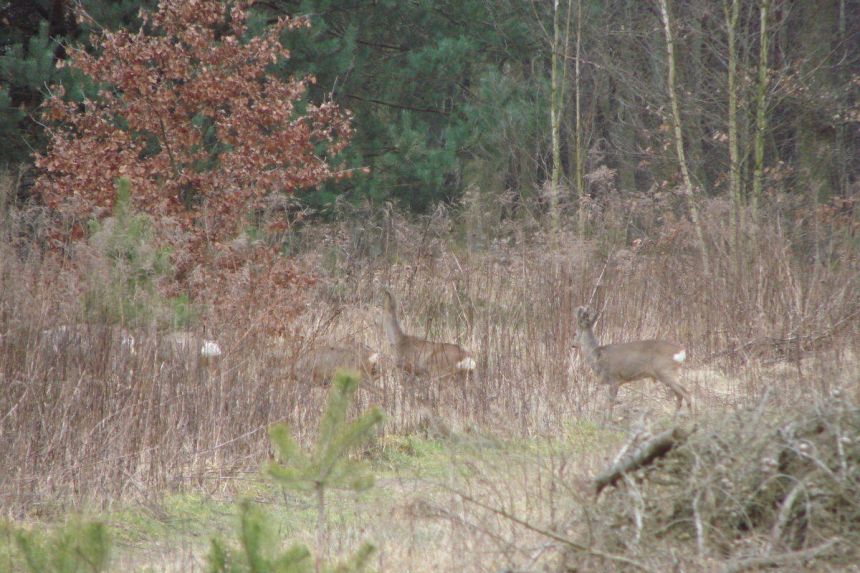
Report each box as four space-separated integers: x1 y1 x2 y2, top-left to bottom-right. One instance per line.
659 374 692 414
605 379 621 420
459 372 469 418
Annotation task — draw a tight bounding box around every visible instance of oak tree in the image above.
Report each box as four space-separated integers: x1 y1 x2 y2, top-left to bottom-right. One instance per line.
34 0 353 245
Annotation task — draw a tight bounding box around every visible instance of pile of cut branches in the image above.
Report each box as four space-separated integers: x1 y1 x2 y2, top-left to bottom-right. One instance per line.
572 391 860 571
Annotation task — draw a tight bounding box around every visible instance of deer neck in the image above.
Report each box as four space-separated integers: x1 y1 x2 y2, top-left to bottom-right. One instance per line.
383 304 403 346
578 327 603 373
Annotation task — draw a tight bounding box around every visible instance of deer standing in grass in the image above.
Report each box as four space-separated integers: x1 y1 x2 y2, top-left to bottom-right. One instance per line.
573 306 691 416
382 289 476 379
295 343 380 386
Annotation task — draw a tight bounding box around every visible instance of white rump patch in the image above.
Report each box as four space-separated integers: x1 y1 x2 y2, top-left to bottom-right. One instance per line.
121 332 136 354
368 352 379 364
456 356 477 371
673 349 686 364
201 340 222 358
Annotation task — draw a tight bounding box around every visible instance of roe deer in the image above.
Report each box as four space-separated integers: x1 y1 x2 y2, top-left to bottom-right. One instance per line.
159 331 223 359
382 289 476 379
40 324 137 356
573 306 691 416
294 343 380 385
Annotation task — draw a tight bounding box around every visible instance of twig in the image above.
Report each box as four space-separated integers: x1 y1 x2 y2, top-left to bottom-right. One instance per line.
692 453 707 559
586 254 611 312
622 473 644 547
447 488 659 573
767 477 807 553
720 539 840 573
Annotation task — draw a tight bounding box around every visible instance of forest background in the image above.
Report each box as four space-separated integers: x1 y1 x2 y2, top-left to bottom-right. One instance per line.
3 0 856 216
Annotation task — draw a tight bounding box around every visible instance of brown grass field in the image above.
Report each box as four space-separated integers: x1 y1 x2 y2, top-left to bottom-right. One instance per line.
2 175 859 571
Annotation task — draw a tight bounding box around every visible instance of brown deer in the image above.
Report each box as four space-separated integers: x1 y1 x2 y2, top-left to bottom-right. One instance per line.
573 306 691 416
294 343 380 385
382 288 476 379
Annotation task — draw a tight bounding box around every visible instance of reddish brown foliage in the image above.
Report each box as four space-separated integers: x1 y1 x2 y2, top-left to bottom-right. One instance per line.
34 0 353 245
32 0 355 322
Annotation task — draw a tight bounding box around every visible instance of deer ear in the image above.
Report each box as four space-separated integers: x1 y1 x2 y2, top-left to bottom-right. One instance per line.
577 306 593 324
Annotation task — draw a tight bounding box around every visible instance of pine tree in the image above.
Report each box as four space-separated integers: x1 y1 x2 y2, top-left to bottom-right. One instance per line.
208 371 381 573
15 520 111 573
266 370 383 568
84 177 172 327
207 500 375 573
266 0 539 212
207 499 314 573
0 1 145 166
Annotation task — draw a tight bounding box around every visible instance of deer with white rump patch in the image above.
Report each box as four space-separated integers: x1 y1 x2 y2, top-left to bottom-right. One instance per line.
382 289 476 379
573 306 691 416
295 343 380 385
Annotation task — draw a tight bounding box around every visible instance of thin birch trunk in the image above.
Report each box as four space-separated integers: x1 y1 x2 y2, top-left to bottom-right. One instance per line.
574 0 585 234
550 0 574 235
658 0 710 275
751 0 770 220
550 0 563 233
725 0 742 236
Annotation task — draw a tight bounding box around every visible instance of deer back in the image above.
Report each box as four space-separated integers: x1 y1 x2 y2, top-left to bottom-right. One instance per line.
598 340 685 381
296 343 379 385
397 335 472 377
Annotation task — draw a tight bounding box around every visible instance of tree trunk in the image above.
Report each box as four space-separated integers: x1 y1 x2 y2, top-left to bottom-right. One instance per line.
594 426 690 495
574 0 585 234
658 0 711 275
835 0 849 196
725 0 742 236
550 0 564 232
751 0 770 220
688 7 707 191
795 0 837 204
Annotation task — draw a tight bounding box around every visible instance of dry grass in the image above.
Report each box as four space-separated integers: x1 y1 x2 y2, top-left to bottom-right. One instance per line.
1 171 859 570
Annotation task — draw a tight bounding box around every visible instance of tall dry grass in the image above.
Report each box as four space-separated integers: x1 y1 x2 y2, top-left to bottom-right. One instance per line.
1 170 858 510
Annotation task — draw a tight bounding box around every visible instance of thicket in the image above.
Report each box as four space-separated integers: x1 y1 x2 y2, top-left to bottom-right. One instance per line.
557 393 860 571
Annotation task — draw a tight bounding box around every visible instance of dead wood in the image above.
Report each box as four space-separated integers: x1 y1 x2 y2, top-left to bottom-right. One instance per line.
594 426 690 496
720 538 840 573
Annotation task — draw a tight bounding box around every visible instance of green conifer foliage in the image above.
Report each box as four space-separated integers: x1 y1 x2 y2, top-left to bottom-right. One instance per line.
0 1 146 165
208 371 381 573
84 177 173 327
267 370 383 567
0 20 80 163
207 500 313 573
269 0 539 212
14 520 111 573
266 372 382 495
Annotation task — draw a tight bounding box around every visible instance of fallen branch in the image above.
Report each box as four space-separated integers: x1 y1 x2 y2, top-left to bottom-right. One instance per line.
720 538 840 573
448 487 659 573
594 426 690 496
